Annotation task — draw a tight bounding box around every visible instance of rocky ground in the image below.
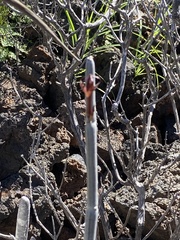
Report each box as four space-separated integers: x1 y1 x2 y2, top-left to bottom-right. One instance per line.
0 44 179 240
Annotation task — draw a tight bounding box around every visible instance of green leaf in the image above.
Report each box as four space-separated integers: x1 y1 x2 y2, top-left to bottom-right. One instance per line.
0 47 9 61
65 10 78 47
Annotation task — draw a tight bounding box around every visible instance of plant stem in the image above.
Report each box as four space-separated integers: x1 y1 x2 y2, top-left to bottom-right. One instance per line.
15 196 30 240
84 56 98 240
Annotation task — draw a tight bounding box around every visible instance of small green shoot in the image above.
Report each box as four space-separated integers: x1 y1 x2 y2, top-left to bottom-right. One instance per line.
65 10 78 47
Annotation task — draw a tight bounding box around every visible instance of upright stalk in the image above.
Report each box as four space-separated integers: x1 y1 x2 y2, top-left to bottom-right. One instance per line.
82 56 98 240
15 196 30 240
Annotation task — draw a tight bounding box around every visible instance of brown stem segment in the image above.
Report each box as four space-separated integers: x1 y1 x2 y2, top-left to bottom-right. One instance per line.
80 74 99 121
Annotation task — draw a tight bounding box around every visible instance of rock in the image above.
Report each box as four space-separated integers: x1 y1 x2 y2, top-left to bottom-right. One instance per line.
97 129 124 167
0 110 32 180
145 143 166 161
110 152 180 240
18 45 55 97
60 154 86 200
0 173 30 235
132 113 162 143
58 100 86 148
164 114 179 144
0 168 54 238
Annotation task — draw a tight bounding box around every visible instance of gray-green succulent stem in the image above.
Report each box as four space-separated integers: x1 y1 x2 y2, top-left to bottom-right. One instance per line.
15 196 30 240
84 56 98 240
